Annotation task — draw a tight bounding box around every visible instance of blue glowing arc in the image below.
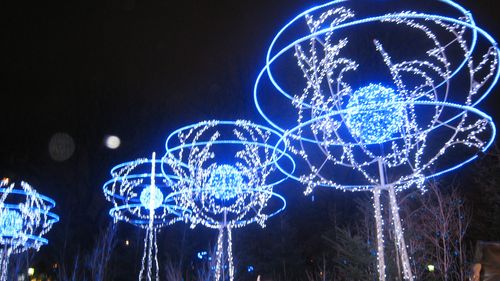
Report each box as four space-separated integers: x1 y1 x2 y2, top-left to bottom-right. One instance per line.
272 101 496 190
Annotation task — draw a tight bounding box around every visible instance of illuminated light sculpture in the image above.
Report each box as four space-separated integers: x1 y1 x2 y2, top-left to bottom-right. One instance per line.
163 120 294 281
0 178 59 281
253 1 498 280
103 152 187 281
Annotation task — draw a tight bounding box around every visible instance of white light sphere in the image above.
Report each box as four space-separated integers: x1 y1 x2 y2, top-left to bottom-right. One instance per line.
105 135 121 149
139 185 164 210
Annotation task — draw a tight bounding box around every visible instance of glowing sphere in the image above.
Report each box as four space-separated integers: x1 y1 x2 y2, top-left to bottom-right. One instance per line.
345 84 404 144
208 165 244 201
105 135 121 149
139 185 164 210
0 210 23 237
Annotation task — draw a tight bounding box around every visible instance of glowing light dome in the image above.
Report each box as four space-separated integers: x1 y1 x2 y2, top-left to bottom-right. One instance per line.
0 210 23 237
208 165 244 201
345 84 404 144
139 185 164 210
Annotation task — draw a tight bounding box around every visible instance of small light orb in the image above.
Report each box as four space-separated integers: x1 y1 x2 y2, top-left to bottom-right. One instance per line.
48 132 75 161
139 185 164 210
0 210 23 236
208 165 244 201
104 135 121 149
345 84 404 144
427 264 435 272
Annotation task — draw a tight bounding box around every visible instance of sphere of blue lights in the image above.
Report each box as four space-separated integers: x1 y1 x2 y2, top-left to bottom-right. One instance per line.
0 210 23 237
140 185 164 210
208 165 244 201
345 84 404 144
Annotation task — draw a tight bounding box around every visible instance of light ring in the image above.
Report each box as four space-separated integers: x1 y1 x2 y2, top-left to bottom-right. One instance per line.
162 120 296 188
164 141 295 188
263 2 494 109
163 120 293 231
273 101 496 191
165 187 286 229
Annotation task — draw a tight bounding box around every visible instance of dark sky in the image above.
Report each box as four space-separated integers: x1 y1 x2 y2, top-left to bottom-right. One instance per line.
1 0 499 275
2 0 497 173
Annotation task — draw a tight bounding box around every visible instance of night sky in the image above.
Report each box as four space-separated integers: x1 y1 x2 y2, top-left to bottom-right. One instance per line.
1 0 499 278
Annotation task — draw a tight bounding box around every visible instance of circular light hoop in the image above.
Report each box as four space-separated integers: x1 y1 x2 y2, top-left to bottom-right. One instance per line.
164 140 295 188
0 188 57 209
165 187 286 229
273 101 496 190
102 173 178 203
108 203 189 229
254 0 499 133
162 120 296 188
164 120 290 167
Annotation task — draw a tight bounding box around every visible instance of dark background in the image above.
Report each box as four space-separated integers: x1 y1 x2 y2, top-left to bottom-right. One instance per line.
1 0 498 280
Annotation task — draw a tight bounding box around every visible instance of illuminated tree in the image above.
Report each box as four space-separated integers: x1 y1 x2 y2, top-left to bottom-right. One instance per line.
253 1 498 280
103 153 187 281
163 120 294 281
0 178 59 281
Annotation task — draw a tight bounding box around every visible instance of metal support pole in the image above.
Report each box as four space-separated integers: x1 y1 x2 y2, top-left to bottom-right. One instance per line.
388 185 414 281
378 158 414 281
216 212 234 281
373 187 386 281
0 246 10 281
